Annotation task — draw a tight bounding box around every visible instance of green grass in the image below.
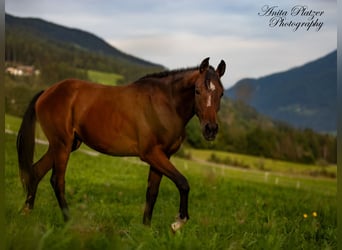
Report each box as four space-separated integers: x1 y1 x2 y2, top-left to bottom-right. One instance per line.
187 148 337 178
5 114 47 141
5 114 21 132
87 70 124 86
5 127 337 249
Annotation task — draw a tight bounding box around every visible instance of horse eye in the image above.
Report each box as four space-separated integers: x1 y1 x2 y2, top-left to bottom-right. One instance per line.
195 89 200 95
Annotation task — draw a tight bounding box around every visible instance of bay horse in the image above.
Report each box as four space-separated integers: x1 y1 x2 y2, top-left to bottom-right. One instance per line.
17 58 226 232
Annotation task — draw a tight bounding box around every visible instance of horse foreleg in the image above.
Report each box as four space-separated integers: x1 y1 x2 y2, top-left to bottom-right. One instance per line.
143 166 162 226
141 147 190 232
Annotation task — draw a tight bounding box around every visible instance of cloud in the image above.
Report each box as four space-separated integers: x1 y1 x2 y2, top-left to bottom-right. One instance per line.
111 29 336 88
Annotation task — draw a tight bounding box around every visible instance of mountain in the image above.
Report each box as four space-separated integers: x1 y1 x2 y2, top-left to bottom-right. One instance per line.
5 13 164 83
225 51 336 132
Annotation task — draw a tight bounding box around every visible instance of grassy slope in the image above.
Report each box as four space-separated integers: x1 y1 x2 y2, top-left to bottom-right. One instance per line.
189 149 337 178
87 70 124 86
4 116 336 250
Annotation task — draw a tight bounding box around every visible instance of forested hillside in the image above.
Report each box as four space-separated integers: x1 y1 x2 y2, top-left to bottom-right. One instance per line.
5 13 164 85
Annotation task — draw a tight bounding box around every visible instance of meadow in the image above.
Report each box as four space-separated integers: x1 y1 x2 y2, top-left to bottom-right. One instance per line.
87 70 123 86
4 116 337 250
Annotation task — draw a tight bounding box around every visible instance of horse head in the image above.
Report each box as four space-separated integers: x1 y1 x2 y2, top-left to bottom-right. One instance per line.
194 58 226 141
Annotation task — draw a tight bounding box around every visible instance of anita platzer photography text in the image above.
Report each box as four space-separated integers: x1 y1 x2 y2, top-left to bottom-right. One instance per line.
258 5 324 31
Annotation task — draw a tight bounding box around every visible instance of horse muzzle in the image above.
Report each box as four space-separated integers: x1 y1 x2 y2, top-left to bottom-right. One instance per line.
202 122 218 141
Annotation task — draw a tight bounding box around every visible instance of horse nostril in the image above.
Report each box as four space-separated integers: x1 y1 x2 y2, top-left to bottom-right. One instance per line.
205 123 210 134
205 123 218 134
203 123 218 140
213 123 218 133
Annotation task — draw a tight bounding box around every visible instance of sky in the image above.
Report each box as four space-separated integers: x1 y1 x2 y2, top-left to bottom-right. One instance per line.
5 0 337 88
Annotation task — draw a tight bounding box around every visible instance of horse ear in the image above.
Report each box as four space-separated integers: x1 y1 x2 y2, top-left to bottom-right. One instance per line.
216 60 226 78
199 57 210 73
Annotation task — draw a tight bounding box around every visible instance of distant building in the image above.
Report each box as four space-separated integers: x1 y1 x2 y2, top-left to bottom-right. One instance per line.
5 65 40 76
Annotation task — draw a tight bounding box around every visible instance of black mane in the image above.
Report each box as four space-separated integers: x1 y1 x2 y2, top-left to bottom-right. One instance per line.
139 66 199 80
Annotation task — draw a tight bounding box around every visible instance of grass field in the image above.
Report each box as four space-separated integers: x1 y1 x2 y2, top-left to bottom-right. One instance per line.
87 70 124 86
188 149 337 179
4 116 337 249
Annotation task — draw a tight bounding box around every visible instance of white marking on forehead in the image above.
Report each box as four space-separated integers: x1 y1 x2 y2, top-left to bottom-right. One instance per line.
206 95 212 107
209 81 216 91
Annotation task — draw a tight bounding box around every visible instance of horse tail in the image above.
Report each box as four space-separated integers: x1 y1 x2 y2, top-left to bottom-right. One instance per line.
16 90 44 191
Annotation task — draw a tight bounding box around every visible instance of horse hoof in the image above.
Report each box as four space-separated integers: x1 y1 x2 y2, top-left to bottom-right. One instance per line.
62 208 71 222
171 215 187 232
21 205 31 215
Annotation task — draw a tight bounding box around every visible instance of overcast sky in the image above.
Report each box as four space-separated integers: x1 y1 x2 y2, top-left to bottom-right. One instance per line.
6 0 337 88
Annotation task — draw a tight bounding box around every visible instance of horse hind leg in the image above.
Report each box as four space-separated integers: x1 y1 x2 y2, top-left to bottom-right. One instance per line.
23 147 54 214
22 136 75 216
49 143 72 221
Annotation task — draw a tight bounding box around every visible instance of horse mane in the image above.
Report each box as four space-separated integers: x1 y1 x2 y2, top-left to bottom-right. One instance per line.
139 65 218 81
138 66 199 81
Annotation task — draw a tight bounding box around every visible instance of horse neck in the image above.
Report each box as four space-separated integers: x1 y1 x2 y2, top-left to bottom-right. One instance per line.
170 70 198 125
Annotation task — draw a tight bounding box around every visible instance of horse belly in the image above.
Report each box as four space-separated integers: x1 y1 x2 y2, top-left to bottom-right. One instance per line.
75 103 140 156
83 133 139 156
